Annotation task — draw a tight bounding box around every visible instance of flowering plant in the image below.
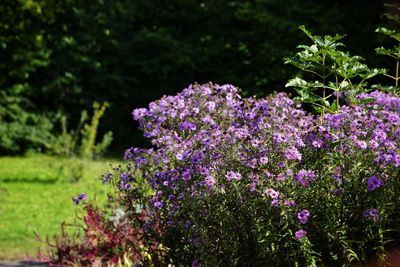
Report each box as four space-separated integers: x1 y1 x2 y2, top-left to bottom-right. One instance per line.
101 81 400 266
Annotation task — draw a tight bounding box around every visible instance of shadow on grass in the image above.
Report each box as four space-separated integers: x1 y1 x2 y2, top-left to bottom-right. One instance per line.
0 177 59 184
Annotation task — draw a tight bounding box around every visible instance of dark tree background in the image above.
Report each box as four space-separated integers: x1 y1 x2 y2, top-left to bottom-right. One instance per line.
0 0 392 154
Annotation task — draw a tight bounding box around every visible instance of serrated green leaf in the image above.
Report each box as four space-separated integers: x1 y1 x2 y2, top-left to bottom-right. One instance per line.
376 27 400 42
376 47 400 60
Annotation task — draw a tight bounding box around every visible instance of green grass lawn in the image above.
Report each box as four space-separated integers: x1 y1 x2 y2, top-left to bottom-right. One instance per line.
0 154 120 260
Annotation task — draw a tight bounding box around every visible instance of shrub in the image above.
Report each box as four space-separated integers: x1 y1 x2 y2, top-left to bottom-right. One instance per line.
0 92 55 155
97 82 399 266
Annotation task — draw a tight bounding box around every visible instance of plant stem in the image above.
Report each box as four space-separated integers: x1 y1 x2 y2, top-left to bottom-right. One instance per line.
321 55 326 124
396 60 399 87
336 75 340 113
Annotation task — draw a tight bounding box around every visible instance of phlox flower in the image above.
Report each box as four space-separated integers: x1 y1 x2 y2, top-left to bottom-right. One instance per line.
132 108 147 120
271 199 279 207
265 188 280 199
297 209 310 224
295 229 307 240
199 167 209 176
355 140 368 149
367 175 383 191
294 169 316 187
363 208 379 222
182 170 191 181
205 101 216 111
72 193 87 205
284 200 296 207
259 156 269 164
284 146 302 161
205 176 216 187
225 171 242 181
154 201 164 209
393 153 400 167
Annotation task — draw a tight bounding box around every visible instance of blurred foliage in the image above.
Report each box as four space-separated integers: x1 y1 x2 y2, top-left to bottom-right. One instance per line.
0 92 54 154
50 101 113 182
0 0 388 153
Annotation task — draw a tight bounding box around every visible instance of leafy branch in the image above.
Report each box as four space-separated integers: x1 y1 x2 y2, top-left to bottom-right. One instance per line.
284 26 385 122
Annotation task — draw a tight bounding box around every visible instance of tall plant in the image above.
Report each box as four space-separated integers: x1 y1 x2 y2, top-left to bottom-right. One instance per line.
284 26 384 121
52 102 113 182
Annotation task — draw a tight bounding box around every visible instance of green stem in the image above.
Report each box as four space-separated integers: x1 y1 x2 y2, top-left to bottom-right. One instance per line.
336 75 339 113
384 73 396 80
303 69 324 78
322 55 326 124
313 102 335 113
396 60 399 87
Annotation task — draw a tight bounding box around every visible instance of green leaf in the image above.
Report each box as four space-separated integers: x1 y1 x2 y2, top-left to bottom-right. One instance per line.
329 100 338 112
359 68 386 79
376 27 400 42
285 77 307 87
375 47 399 59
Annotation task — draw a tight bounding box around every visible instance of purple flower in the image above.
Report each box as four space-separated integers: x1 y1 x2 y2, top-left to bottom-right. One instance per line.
297 209 310 224
355 140 368 149
191 151 205 164
271 199 279 207
284 200 296 207
132 108 147 120
199 167 209 176
367 175 383 191
393 153 400 167
182 170 191 181
205 176 216 187
176 151 189 161
121 84 400 248
265 188 280 199
295 229 307 240
259 156 269 164
179 121 197 131
363 208 379 221
284 146 302 161
225 171 242 181
369 140 379 150
205 101 216 111
294 169 316 187
154 201 164 209
72 193 87 205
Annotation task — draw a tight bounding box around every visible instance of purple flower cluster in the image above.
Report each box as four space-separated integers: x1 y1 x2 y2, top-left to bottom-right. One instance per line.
294 169 316 187
111 83 400 253
126 83 316 212
225 171 242 181
319 91 400 192
320 91 400 169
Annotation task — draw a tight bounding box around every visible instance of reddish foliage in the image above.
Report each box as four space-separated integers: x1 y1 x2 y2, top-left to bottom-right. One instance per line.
36 204 164 266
